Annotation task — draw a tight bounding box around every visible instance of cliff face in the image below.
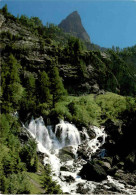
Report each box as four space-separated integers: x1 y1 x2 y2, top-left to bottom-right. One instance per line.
58 11 91 43
0 12 100 95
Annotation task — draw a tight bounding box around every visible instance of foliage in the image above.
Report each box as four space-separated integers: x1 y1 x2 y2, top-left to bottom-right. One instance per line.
2 4 8 15
0 114 38 193
1 54 24 112
6 172 30 194
38 71 52 104
49 65 67 107
20 139 38 172
51 93 136 127
42 165 63 194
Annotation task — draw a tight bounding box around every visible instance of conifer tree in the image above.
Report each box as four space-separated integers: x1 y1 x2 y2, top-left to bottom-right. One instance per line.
49 65 67 107
2 54 23 111
39 71 52 104
2 4 8 15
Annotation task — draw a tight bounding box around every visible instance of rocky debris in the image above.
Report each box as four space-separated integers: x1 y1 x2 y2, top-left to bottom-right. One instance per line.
77 140 93 160
59 171 75 183
114 169 136 186
76 182 95 194
103 156 113 165
60 160 76 172
87 126 96 139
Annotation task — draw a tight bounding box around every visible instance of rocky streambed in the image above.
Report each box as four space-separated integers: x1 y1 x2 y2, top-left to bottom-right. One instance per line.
24 117 136 194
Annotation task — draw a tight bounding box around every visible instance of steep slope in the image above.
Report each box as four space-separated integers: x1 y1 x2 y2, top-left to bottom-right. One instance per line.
58 11 90 43
0 10 136 97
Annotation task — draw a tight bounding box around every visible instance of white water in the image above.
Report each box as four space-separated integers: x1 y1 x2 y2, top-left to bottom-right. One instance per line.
26 117 136 194
55 120 81 148
28 117 81 151
21 115 136 194
88 126 106 154
25 116 109 193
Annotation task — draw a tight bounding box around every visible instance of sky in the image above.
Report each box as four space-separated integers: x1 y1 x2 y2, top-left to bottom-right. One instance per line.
1 0 136 48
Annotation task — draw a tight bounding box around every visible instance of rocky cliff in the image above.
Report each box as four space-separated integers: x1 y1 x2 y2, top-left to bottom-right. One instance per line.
1 9 136 97
58 11 91 43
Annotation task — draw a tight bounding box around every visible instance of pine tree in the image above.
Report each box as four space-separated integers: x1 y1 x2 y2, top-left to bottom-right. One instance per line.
0 114 10 143
39 71 52 104
2 54 23 111
49 65 67 107
42 165 62 194
2 4 8 15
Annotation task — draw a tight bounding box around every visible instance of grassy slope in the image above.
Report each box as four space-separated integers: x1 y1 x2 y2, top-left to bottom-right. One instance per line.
26 161 45 194
54 92 136 127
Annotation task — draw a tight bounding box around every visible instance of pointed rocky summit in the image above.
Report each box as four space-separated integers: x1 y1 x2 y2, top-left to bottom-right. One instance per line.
58 11 91 42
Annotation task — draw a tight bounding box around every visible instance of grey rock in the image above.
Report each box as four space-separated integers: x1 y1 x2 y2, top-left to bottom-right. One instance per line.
58 11 90 42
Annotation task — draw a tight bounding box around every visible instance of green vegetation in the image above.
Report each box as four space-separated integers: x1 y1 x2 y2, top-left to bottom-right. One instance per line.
0 113 63 194
51 93 136 127
0 114 31 193
42 165 62 194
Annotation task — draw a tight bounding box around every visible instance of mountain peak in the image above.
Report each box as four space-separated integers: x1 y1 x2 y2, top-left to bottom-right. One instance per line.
70 11 79 15
58 11 90 42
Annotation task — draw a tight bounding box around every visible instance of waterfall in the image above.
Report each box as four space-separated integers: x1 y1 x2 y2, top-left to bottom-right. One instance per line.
27 117 81 151
24 117 136 194
28 117 53 150
26 117 108 194
55 120 81 148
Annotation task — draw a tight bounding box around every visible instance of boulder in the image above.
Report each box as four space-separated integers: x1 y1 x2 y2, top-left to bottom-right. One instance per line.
102 157 113 165
91 158 111 172
64 175 75 183
79 161 107 182
100 161 111 171
59 146 76 162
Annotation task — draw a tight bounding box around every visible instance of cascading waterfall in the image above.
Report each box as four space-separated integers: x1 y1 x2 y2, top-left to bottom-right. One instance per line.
26 116 108 193
28 117 53 150
21 115 136 194
55 120 81 148
27 117 81 151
